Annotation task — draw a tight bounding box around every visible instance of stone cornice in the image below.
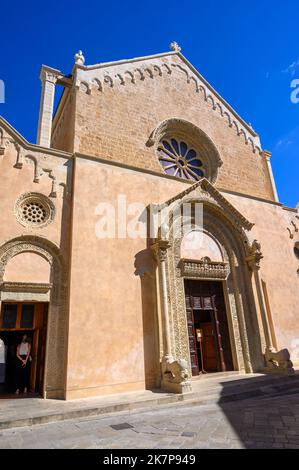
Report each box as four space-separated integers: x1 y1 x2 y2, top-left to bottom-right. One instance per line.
0 116 71 199
72 50 178 72
159 178 254 232
0 282 53 293
0 116 72 159
179 258 230 280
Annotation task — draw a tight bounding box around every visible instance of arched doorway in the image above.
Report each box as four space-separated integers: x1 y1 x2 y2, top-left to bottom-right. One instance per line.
0 236 68 398
151 178 266 392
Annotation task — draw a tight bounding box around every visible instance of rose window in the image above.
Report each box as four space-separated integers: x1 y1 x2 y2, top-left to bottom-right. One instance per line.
158 138 204 181
15 193 55 228
21 201 47 225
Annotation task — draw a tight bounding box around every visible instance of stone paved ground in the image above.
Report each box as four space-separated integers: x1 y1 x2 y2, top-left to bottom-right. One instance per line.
1 391 299 449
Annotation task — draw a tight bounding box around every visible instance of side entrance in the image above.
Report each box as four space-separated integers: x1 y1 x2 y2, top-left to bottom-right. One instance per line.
0 302 48 397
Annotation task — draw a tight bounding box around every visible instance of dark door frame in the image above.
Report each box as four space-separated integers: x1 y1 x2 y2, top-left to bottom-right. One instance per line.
0 302 48 396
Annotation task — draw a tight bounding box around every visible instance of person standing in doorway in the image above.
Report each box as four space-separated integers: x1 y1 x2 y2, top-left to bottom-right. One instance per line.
0 338 6 384
15 335 31 395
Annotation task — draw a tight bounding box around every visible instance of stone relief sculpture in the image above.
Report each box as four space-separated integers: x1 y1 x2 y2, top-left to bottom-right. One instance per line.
163 358 189 385
265 348 294 373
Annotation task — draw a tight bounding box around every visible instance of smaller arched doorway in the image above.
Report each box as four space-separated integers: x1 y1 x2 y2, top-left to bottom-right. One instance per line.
0 251 50 397
0 236 67 399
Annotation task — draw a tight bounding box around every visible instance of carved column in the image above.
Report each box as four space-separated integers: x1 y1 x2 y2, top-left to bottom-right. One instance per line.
152 239 192 393
152 240 173 362
37 66 61 148
246 242 273 352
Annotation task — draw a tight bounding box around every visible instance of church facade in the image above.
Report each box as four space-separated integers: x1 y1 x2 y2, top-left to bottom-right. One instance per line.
0 45 298 399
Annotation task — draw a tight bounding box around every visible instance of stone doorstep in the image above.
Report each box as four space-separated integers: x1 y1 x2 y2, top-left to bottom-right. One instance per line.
1 372 299 431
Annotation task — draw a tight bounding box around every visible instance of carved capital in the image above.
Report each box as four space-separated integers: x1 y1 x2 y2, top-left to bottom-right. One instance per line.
39 67 61 85
246 239 263 270
151 240 171 262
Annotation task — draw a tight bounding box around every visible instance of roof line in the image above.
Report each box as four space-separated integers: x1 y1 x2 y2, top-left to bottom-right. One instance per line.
73 50 258 139
0 115 72 158
176 53 258 138
73 50 178 72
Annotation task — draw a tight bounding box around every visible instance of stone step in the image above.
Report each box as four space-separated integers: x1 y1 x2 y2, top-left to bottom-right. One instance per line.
191 371 299 393
0 371 298 430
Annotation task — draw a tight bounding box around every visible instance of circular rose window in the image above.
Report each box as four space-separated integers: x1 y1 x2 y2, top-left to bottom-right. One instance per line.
15 193 55 228
157 138 204 181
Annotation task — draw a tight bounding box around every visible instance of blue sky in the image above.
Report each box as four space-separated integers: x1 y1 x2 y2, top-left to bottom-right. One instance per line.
1 0 298 207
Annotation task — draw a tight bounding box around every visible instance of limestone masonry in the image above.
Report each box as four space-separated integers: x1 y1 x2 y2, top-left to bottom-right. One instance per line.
0 46 298 399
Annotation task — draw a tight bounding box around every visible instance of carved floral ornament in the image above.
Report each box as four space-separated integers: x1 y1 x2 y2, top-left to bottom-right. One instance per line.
179 257 230 280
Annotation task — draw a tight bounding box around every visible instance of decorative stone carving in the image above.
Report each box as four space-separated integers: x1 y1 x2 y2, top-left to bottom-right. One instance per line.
246 239 263 270
287 216 299 239
162 357 192 393
169 41 181 52
74 50 85 66
0 119 68 199
152 239 170 262
0 127 4 155
151 181 264 378
155 178 254 235
151 119 222 184
1 282 52 293
39 69 59 85
14 192 55 229
180 257 230 279
265 348 294 374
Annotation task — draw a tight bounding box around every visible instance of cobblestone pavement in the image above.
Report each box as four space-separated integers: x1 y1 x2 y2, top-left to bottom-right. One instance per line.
1 391 299 449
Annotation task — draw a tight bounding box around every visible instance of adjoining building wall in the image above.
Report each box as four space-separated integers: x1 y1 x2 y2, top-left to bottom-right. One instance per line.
0 123 73 398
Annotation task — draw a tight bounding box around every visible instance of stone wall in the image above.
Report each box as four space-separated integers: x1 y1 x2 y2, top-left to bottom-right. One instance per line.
52 53 274 201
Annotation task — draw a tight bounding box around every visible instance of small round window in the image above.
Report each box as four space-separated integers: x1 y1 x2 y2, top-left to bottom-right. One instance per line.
157 138 204 181
15 193 55 228
294 244 299 260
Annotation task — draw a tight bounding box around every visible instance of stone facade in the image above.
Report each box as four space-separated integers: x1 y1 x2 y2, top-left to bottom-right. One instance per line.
0 48 298 400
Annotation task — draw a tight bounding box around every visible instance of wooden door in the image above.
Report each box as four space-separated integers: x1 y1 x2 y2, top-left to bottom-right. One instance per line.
201 323 218 371
184 280 234 374
185 297 199 376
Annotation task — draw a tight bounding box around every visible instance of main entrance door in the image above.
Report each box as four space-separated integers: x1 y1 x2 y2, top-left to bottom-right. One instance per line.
0 302 48 397
184 280 233 376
